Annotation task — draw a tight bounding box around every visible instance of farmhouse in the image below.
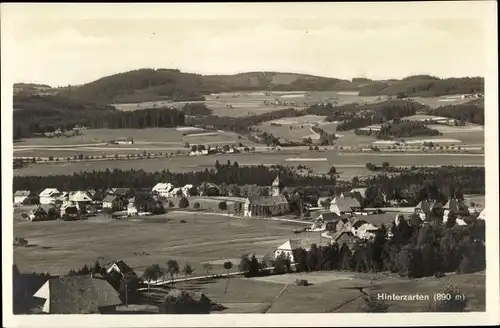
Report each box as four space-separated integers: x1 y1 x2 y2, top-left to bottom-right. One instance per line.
102 195 126 211
342 188 368 204
310 212 339 231
273 239 302 262
39 188 61 205
127 193 160 215
60 202 79 219
14 190 30 204
28 205 49 221
33 276 122 314
69 191 93 209
152 182 174 197
109 188 131 197
330 197 361 216
317 197 331 208
106 260 136 278
111 137 133 145
352 221 379 240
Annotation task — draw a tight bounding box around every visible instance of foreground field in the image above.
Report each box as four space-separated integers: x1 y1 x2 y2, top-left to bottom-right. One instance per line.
14 150 485 178
13 212 318 276
174 270 485 313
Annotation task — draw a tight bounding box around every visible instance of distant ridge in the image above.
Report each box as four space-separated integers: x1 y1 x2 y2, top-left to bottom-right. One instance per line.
43 68 484 104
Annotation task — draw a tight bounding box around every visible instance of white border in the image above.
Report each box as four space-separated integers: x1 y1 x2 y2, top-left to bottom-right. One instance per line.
2 2 499 327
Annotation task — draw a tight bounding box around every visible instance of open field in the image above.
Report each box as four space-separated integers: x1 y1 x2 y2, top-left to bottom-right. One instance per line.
174 270 485 313
14 150 484 179
411 95 479 109
112 91 390 117
13 211 321 276
13 128 260 158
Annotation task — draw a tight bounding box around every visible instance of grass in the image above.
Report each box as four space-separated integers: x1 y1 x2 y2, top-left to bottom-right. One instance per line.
14 150 485 178
13 211 324 276
174 270 485 313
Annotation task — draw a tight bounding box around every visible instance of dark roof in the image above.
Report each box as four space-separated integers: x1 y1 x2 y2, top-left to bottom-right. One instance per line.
44 276 121 314
444 199 469 213
334 197 361 208
108 261 135 276
247 195 288 206
316 212 339 222
102 195 118 203
352 220 368 229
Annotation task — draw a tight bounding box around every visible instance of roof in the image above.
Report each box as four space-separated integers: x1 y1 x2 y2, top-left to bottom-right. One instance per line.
153 182 173 191
415 200 442 214
443 199 469 212
14 190 31 196
165 289 211 304
35 276 121 314
352 220 368 229
350 188 368 197
333 197 361 208
39 188 60 197
107 261 136 276
247 195 289 206
30 204 56 214
69 191 92 202
276 239 302 251
102 195 118 203
110 188 130 195
316 212 339 222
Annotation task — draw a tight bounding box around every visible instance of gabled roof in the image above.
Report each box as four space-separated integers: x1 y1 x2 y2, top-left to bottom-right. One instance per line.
316 212 339 222
333 197 361 208
478 208 486 220
34 276 121 314
153 182 173 191
14 190 31 196
276 239 302 251
247 195 289 206
352 220 368 229
102 195 120 203
39 188 60 197
69 191 92 202
106 260 136 276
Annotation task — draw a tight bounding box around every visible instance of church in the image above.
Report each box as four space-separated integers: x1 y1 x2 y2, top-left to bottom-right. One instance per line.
243 175 290 217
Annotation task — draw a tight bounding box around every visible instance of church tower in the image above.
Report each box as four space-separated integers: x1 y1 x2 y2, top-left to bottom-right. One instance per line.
272 175 283 196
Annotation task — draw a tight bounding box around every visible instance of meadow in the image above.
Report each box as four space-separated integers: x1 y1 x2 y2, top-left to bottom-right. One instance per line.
112 91 389 117
14 150 484 179
174 270 485 313
13 211 318 277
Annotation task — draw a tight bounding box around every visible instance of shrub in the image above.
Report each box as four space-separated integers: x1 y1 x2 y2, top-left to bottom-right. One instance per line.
180 219 187 223
178 197 189 208
358 295 390 313
295 279 309 286
429 284 468 312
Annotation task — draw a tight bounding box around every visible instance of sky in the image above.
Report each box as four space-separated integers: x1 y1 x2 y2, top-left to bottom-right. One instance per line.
1 2 495 87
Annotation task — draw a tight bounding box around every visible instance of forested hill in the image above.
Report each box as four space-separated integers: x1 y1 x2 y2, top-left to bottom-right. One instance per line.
54 69 485 104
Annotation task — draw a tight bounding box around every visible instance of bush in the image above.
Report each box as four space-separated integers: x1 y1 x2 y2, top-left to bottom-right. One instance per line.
358 295 390 313
178 197 189 208
429 284 468 312
180 219 187 223
193 202 201 209
162 290 213 314
295 279 309 286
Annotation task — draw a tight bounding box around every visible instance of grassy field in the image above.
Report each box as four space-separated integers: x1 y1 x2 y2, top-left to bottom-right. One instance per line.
13 211 320 276
174 270 485 313
112 91 389 117
411 95 477 109
14 149 485 178
13 128 260 158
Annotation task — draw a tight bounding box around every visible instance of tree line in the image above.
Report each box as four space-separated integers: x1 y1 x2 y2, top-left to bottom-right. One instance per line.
354 120 441 139
425 102 484 125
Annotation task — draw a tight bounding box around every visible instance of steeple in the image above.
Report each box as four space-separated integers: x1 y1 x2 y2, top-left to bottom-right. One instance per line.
272 175 283 196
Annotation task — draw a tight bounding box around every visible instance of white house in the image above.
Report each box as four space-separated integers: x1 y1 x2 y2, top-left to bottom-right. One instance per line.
273 239 302 263
69 191 93 209
189 149 209 156
477 208 486 221
39 188 61 205
152 183 174 197
127 202 138 216
14 190 31 204
353 222 379 240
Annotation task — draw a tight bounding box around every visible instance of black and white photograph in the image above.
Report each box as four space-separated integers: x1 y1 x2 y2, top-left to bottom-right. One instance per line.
2 2 498 327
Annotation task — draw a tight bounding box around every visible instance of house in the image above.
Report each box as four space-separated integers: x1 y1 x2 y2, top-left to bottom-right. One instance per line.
109 188 131 197
14 190 31 204
317 197 332 208
335 216 358 234
127 193 159 215
60 201 79 219
39 188 61 205
273 239 302 262
243 195 290 217
443 198 469 220
28 204 58 221
310 212 339 231
112 137 133 145
106 260 136 278
341 188 368 204
152 182 174 197
69 191 93 209
334 231 356 249
330 197 361 216
33 276 122 314
102 195 126 211
414 200 443 220
189 149 209 156
352 221 379 240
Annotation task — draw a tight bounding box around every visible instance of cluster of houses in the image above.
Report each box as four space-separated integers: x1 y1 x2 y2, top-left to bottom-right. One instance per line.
189 145 239 156
109 137 134 145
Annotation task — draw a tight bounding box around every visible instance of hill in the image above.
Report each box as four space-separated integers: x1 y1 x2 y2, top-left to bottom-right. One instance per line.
54 69 484 104
14 83 54 95
13 94 184 139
